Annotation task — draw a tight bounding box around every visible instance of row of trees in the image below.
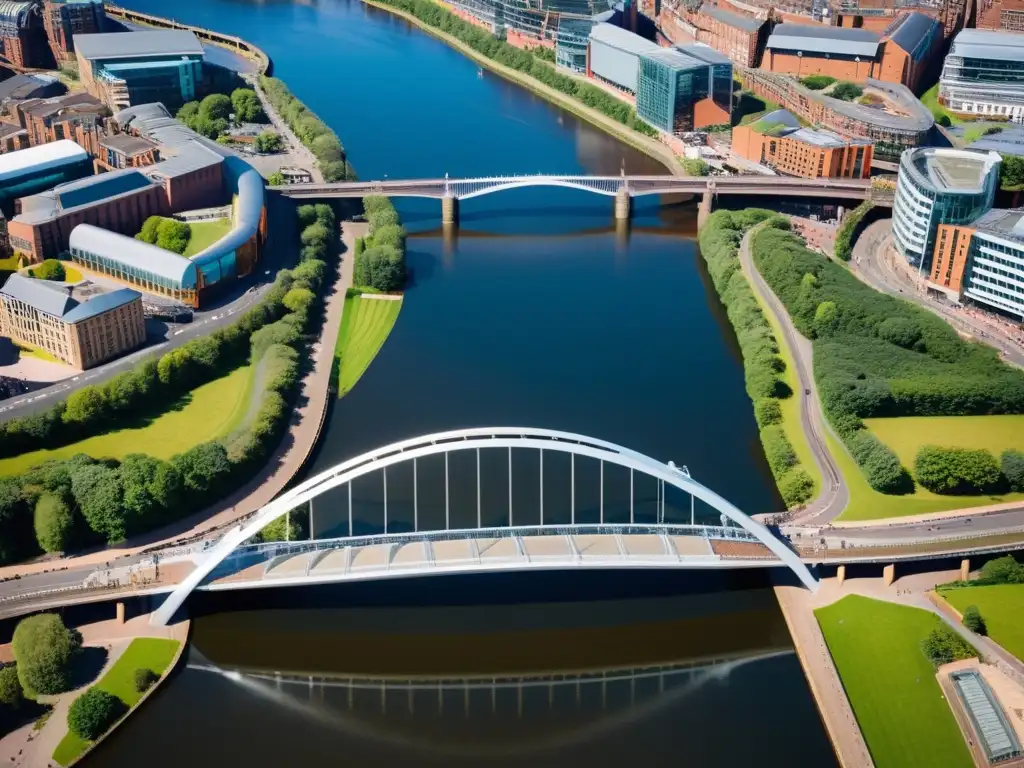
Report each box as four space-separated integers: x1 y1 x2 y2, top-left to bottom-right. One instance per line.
751 223 1024 494
370 0 657 138
914 445 1024 496
354 196 407 292
833 201 872 262
136 216 192 255
176 89 265 141
259 76 351 183
298 203 337 263
698 211 814 507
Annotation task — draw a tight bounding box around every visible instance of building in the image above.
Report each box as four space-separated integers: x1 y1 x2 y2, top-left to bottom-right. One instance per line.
978 0 1024 32
0 123 27 153
0 73 63 109
731 108 873 178
587 22 660 93
74 30 204 111
967 126 1024 156
12 91 107 154
763 13 939 89
892 147 1001 272
0 139 90 203
694 4 764 68
742 69 934 158
635 46 732 134
0 272 144 368
939 29 1024 121
0 0 50 68
95 131 159 171
42 0 104 62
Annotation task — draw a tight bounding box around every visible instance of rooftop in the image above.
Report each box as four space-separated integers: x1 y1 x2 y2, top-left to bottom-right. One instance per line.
948 28 1024 63
676 43 732 65
99 132 159 157
699 4 764 32
589 23 661 55
73 30 204 61
949 670 1021 764
968 128 1024 156
69 224 199 289
884 11 939 61
908 148 1001 193
18 91 107 121
641 47 705 70
0 273 76 318
0 140 87 184
0 73 61 103
767 23 880 58
13 168 157 225
61 287 140 324
144 140 224 181
751 108 870 146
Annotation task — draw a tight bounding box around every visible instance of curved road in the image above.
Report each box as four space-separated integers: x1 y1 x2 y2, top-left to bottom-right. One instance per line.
738 226 849 522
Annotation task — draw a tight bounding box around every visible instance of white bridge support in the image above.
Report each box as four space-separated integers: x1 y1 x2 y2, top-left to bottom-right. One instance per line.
151 428 818 626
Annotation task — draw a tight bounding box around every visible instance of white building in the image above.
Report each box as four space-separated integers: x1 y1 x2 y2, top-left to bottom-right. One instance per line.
939 29 1024 121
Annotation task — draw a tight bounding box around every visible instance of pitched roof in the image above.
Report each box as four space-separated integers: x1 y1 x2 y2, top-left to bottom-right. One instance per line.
884 11 939 61
61 287 140 324
700 4 764 32
73 30 204 61
99 132 158 157
0 273 77 317
767 23 880 58
0 73 61 102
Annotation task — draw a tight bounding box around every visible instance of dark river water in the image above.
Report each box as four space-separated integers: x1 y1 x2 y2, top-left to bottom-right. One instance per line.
92 0 835 763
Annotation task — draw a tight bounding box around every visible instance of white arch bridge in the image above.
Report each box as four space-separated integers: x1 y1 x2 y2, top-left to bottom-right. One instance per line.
151 428 818 626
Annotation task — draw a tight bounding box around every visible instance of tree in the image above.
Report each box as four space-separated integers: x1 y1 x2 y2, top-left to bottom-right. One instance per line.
34 492 74 553
877 316 920 349
356 245 405 292
962 605 987 635
300 222 330 248
1001 449 1024 491
914 446 1003 495
297 204 318 228
191 115 228 140
12 614 81 696
230 87 263 122
267 171 286 186
921 626 975 667
62 386 108 426
172 442 231 496
134 668 158 693
253 131 282 153
255 513 301 542
119 454 164 535
980 554 1024 584
681 158 709 176
754 398 782 427
283 286 315 315
32 259 65 281
67 688 125 740
1001 154 1024 191
176 101 199 126
155 219 191 255
937 114 952 128
813 300 839 337
199 93 232 122
136 216 161 244
70 463 125 542
0 666 22 709
830 82 863 101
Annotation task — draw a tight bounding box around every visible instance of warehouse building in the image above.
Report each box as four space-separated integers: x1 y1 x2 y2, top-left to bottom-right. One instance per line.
0 139 91 203
0 272 144 369
939 29 1024 121
731 109 873 178
75 30 205 110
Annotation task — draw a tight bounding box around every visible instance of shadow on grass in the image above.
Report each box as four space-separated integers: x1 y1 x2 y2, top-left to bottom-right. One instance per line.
68 646 110 690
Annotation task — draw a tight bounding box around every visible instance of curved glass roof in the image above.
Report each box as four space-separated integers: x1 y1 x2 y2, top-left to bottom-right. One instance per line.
190 157 265 269
69 224 198 289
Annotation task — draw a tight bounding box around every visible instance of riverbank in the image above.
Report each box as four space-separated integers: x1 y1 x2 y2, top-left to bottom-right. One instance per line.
361 0 683 176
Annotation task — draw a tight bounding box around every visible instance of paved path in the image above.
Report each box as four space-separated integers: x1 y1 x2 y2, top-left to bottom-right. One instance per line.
738 226 849 522
250 75 324 184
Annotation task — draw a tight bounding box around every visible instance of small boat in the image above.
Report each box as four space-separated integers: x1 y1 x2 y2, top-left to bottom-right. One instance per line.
477 67 483 77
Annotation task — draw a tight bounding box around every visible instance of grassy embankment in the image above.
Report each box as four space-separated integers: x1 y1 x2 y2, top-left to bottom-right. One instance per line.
941 583 1024 661
816 595 973 768
0 365 254 476
334 294 402 397
52 638 180 766
183 218 233 258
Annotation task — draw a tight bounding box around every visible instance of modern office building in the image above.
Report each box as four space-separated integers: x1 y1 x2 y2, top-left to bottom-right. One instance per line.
939 29 1024 121
892 148 1001 271
763 13 940 89
74 30 204 110
0 139 90 203
635 46 732 134
0 272 144 368
42 0 104 62
587 22 660 93
732 109 873 178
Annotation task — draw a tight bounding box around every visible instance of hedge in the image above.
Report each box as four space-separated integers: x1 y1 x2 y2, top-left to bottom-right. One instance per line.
698 210 813 507
834 200 872 262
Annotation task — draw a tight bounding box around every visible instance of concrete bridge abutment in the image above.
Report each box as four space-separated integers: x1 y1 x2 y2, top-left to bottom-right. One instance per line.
442 195 459 226
697 189 714 229
614 187 631 221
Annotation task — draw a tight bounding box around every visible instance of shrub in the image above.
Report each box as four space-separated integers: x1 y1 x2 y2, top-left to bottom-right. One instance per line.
778 467 814 505
296 204 318 229
253 131 282 153
979 554 1024 584
938 114 952 128
681 158 709 176
831 82 863 101
801 74 836 90
754 398 782 427
962 605 987 635
12 614 81 696
0 665 23 709
34 492 74 553
761 425 797 474
67 688 125 740
833 201 872 262
914 446 1003 495
921 626 975 667
32 259 65 281
134 668 159 693
1001 449 1024 491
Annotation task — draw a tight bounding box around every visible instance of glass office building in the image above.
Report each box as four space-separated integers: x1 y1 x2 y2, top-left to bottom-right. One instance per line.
892 147 1001 271
939 29 1024 122
636 48 731 135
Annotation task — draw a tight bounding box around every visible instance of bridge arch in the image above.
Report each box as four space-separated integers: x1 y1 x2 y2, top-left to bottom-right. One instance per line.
151 428 817 625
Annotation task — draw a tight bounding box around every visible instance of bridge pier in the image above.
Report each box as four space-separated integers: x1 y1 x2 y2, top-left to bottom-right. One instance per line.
882 563 895 586
960 558 970 581
442 195 459 226
697 190 714 229
614 187 630 221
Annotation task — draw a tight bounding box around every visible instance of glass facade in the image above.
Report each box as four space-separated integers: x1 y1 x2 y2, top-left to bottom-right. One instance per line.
69 243 197 292
891 148 1000 271
964 233 1024 319
0 156 92 203
95 56 202 111
940 54 1024 119
636 53 706 135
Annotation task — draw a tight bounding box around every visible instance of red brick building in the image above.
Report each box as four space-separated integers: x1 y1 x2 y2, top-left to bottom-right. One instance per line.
42 0 104 63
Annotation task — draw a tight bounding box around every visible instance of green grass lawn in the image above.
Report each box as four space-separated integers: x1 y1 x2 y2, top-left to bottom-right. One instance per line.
921 83 961 127
0 365 253 476
941 584 1024 661
334 295 402 397
14 341 64 366
52 638 180 766
24 263 83 283
816 595 973 768
183 218 233 258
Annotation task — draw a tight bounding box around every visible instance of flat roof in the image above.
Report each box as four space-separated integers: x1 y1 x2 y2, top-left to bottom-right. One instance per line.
56 169 154 210
589 23 661 55
700 4 764 32
971 207 1024 243
100 132 158 157
751 108 870 146
948 28 1024 63
968 128 1024 156
641 47 705 70
0 140 87 184
907 147 1001 193
144 140 224 181
768 23 880 58
676 43 732 65
950 670 1022 763
73 30 204 61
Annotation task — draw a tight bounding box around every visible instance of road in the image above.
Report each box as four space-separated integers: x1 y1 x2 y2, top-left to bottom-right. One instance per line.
852 219 1024 368
737 226 849 522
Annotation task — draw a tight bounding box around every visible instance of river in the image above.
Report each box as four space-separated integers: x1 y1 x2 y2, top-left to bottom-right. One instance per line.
91 0 835 763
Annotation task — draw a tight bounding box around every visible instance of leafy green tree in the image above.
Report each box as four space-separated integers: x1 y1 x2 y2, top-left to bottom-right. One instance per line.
155 219 191 255
1001 154 1024 191
62 387 108 426
230 87 263 122
34 492 74 553
176 101 199 126
754 398 782 427
314 203 335 229
813 300 839 337
876 316 920 349
267 171 286 186
921 626 975 667
297 205 318 228
191 115 228 140
1002 449 1024 491
915 446 1002 495
681 158 709 176
32 259 65 281
70 463 125 542
12 614 81 696
172 442 231 496
962 605 987 635
253 131 282 153
980 555 1024 584
136 216 161 244
199 93 232 122
283 287 315 315
356 245 405 292
301 222 330 248
0 478 34 565
255 513 301 542
119 454 165 534
0 665 23 709
778 467 814 505
67 688 125 740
